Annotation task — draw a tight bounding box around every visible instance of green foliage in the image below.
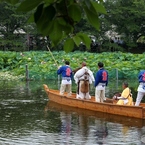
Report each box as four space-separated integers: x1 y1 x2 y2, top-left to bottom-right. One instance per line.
0 0 107 52
64 38 74 53
17 0 42 12
0 71 24 80
0 0 18 4
0 2 34 51
68 3 82 23
2 0 145 52
104 0 145 46
0 51 145 80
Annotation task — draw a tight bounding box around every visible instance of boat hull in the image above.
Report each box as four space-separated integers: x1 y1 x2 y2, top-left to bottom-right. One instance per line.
43 84 145 119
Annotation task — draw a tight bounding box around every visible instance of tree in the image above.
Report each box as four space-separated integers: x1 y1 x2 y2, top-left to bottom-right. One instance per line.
104 0 145 49
0 0 106 52
0 2 33 51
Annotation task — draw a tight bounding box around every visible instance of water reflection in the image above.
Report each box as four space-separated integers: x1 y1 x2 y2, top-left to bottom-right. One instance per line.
60 112 71 144
78 115 90 144
45 101 145 144
94 120 108 144
0 80 144 145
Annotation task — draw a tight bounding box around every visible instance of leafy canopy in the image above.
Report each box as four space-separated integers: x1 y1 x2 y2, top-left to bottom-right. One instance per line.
104 0 145 46
0 0 106 52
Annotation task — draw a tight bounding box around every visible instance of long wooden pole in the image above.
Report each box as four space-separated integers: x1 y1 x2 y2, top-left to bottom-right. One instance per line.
25 64 29 81
46 45 60 89
47 45 59 68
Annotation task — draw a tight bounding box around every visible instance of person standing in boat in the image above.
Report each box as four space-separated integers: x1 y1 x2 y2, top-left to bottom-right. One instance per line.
135 70 145 106
114 82 133 105
74 62 95 99
94 62 108 102
57 61 73 96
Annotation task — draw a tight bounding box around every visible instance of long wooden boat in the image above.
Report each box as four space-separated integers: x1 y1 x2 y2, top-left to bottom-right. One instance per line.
43 84 145 119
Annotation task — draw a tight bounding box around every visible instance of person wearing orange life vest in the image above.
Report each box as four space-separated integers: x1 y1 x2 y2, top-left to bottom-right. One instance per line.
74 62 95 99
57 61 73 96
135 70 145 106
94 62 108 102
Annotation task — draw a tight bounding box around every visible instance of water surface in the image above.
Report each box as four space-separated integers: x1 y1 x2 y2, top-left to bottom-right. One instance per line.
0 80 145 145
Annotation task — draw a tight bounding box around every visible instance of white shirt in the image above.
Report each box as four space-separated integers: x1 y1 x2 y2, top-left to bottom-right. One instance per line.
74 66 95 84
137 84 145 93
95 83 106 90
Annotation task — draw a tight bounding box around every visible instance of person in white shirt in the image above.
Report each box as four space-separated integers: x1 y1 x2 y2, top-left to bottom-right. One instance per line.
135 70 145 106
74 62 95 99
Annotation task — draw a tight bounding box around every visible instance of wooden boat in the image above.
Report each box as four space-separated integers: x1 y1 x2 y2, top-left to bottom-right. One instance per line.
45 101 145 128
43 84 145 119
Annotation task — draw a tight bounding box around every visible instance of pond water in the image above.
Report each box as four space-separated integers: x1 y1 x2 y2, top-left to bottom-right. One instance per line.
0 79 145 145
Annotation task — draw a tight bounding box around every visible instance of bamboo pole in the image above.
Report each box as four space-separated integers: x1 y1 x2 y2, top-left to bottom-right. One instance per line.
47 45 59 68
46 45 60 89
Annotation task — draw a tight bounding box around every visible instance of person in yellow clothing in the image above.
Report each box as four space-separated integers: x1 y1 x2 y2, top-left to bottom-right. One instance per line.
113 82 134 105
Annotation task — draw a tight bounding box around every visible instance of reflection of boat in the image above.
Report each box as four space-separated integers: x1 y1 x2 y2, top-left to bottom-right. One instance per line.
45 101 145 128
43 84 145 119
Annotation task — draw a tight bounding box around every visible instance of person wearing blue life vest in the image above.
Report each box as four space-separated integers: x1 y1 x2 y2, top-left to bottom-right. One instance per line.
57 61 73 96
135 70 145 106
94 62 108 102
